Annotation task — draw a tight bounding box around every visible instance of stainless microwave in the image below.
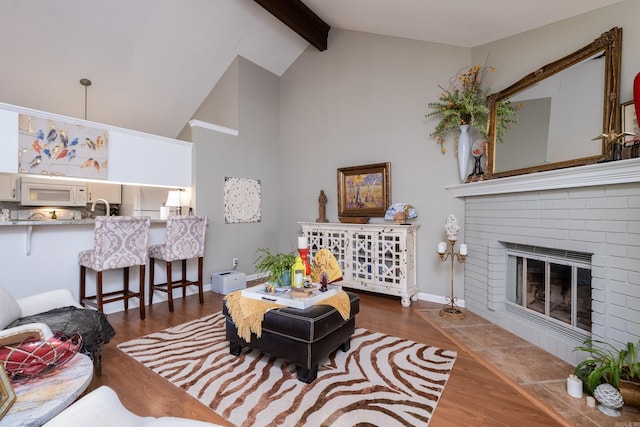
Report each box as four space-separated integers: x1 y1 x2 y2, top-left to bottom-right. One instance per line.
20 177 88 207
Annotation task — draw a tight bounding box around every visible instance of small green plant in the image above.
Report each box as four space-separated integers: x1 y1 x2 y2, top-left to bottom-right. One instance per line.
573 338 640 393
253 248 296 286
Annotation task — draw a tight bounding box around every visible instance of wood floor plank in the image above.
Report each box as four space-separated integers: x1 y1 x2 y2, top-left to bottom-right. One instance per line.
87 290 562 426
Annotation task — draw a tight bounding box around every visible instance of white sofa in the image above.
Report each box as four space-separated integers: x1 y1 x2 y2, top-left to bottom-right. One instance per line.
0 288 81 345
0 287 115 376
43 386 226 427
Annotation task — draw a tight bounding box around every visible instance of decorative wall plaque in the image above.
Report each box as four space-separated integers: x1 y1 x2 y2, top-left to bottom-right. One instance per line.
224 177 261 223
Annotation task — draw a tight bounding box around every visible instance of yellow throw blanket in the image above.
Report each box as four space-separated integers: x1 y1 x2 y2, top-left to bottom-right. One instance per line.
224 290 351 342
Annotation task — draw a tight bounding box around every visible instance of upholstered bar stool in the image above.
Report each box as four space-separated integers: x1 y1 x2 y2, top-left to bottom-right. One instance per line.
148 215 208 312
79 216 150 320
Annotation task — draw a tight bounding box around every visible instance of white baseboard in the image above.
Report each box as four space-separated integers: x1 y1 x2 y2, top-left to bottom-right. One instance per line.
416 292 465 307
101 279 461 313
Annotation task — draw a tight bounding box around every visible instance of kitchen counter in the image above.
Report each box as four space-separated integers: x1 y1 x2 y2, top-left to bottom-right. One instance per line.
0 219 95 226
1 215 185 314
0 217 167 255
0 218 167 226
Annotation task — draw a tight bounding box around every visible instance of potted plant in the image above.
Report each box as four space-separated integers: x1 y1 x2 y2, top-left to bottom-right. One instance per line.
253 248 296 286
573 338 640 408
426 64 520 155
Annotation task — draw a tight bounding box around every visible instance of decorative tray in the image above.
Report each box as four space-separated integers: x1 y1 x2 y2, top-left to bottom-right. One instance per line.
241 284 341 309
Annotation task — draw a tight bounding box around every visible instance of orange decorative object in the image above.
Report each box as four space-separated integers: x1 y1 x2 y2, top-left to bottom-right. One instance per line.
298 247 311 276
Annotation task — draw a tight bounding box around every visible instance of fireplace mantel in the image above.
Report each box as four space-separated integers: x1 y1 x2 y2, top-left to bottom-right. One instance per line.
446 158 640 198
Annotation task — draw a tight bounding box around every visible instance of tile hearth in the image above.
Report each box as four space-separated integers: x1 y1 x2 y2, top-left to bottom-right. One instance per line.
414 308 640 426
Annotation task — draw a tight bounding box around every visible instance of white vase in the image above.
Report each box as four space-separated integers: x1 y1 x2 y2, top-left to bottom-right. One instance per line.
457 124 471 182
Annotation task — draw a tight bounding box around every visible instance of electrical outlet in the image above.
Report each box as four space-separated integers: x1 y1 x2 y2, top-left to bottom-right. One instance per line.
232 258 238 268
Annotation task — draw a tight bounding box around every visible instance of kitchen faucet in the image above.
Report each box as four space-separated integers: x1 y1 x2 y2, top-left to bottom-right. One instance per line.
27 212 47 220
91 198 110 217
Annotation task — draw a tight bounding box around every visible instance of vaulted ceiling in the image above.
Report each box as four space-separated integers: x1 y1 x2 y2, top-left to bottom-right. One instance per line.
0 0 623 138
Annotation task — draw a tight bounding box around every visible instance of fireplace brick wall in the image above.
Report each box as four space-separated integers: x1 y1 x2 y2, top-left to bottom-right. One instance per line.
463 182 640 364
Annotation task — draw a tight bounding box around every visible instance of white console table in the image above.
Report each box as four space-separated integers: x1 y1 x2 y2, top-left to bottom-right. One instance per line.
300 222 419 307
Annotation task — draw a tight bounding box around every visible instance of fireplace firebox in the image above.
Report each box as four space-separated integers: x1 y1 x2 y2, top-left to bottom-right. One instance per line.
505 244 592 335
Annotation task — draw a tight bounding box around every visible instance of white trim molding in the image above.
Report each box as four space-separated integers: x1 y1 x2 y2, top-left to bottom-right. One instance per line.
447 158 640 198
188 119 239 136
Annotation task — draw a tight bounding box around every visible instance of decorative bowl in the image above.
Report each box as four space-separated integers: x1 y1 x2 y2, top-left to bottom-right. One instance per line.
0 332 82 379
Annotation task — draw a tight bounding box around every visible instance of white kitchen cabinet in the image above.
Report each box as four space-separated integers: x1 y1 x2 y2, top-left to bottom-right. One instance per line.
87 182 122 204
0 174 19 201
300 222 419 307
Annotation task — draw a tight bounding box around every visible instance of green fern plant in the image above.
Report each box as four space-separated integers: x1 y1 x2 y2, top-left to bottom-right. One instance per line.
426 64 520 154
253 248 296 286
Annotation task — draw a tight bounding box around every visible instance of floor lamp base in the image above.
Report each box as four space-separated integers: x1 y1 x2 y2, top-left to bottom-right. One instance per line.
439 305 465 320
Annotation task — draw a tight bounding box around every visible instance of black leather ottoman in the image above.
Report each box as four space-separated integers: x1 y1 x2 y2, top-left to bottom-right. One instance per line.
223 291 360 383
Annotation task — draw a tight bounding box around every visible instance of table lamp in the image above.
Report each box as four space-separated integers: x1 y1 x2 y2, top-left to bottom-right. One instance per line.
166 190 187 215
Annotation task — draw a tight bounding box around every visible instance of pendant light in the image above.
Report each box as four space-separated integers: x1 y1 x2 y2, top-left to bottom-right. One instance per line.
79 78 92 120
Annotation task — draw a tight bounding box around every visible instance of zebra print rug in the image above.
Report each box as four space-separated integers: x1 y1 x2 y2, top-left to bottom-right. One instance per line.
118 312 456 427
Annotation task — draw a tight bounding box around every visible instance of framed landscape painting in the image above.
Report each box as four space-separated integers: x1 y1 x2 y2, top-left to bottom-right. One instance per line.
337 162 391 218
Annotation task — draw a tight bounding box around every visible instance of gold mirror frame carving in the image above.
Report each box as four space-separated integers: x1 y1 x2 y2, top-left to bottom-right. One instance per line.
486 27 622 178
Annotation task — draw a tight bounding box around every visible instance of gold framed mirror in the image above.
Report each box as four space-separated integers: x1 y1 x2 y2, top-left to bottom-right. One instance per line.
486 27 622 178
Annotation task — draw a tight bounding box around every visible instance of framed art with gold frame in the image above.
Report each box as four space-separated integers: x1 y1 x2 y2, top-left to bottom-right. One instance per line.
337 162 391 219
0 365 16 420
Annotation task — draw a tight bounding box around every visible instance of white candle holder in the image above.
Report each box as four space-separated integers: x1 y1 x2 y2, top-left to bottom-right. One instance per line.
438 239 467 319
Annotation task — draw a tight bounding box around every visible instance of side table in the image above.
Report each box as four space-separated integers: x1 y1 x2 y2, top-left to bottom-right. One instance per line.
0 353 93 427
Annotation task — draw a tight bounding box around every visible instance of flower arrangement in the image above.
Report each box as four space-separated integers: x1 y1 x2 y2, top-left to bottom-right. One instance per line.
426 64 520 154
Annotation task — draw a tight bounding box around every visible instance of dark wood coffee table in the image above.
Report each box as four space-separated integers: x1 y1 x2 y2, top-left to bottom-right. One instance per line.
224 291 359 383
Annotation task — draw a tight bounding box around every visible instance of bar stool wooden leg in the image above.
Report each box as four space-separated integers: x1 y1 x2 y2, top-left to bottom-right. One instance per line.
197 256 204 304
149 257 156 305
80 266 87 306
181 259 187 298
166 261 174 312
139 265 145 320
123 267 130 311
97 271 104 313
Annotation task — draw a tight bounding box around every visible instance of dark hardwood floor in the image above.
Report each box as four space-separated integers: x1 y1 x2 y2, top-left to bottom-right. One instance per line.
89 290 565 426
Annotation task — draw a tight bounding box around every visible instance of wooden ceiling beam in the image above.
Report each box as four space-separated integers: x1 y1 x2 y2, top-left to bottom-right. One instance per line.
254 0 330 51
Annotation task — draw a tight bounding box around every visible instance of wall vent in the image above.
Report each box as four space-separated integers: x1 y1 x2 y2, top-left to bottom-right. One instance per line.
505 303 590 342
504 243 592 264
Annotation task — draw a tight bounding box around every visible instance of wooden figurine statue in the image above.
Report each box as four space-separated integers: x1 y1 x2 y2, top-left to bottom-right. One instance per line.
316 190 329 223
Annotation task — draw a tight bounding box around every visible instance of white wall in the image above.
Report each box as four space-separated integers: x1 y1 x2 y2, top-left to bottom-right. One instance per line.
472 1 639 104
277 30 469 300
190 57 283 281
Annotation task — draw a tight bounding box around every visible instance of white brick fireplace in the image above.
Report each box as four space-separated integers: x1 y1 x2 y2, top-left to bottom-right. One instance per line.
449 159 640 364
